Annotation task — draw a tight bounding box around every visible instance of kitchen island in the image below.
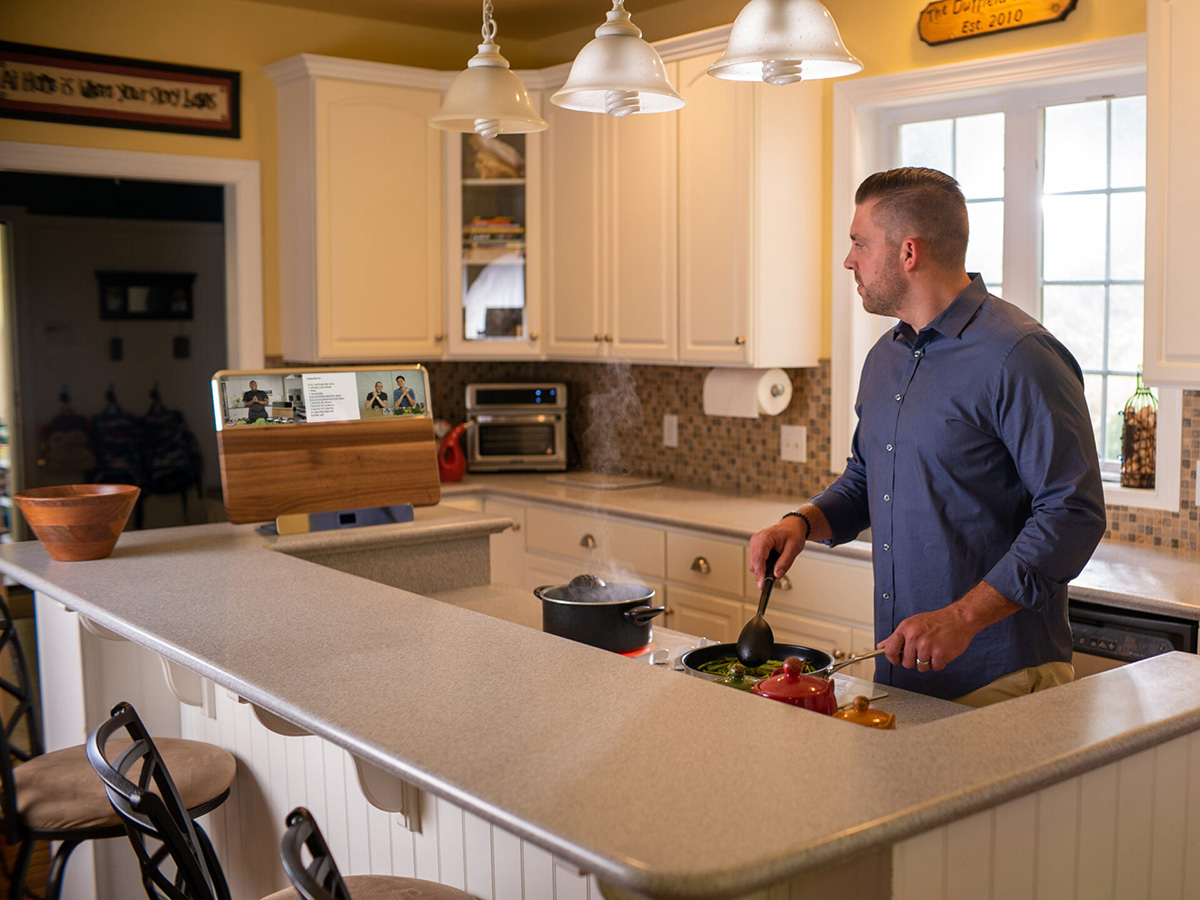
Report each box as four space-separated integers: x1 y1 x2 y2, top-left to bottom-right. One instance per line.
5 497 1200 900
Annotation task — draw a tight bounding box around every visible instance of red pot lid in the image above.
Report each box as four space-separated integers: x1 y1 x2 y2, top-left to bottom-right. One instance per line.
752 657 834 704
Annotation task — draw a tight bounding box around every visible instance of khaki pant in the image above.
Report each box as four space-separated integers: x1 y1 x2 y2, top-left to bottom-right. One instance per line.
953 661 1075 708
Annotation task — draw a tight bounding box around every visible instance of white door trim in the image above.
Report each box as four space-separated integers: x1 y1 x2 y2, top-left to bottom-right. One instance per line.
0 141 265 369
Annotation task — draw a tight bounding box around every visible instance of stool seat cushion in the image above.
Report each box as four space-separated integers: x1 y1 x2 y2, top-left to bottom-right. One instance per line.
14 737 236 831
261 874 476 900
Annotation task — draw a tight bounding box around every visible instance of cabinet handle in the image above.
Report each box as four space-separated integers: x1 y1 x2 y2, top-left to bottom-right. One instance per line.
604 334 614 342
691 556 710 575
581 533 597 549
511 523 521 532
435 333 445 343
776 575 791 591
734 335 746 346
594 334 603 342
529 332 539 342
832 648 846 660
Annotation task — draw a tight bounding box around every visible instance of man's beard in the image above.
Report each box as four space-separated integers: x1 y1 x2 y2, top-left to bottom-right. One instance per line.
859 256 907 319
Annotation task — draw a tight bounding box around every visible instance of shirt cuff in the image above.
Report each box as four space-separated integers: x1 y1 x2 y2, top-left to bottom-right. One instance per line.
809 491 868 547
983 553 1054 612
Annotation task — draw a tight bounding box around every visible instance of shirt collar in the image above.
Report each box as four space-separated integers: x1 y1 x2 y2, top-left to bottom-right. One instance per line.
892 274 989 344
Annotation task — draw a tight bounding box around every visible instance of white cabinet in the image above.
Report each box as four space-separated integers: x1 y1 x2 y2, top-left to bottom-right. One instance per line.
482 497 528 586
444 128 545 358
1144 0 1200 387
267 56 445 362
677 53 823 367
542 82 678 362
665 586 743 642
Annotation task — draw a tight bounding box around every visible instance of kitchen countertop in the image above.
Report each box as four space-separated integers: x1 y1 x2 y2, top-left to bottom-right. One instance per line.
443 473 1200 619
5 493 1200 899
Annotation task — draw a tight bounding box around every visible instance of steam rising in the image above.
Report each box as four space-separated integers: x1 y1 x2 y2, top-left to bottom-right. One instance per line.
582 361 642 476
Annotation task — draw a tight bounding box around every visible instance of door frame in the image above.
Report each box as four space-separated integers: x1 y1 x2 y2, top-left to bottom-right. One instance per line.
0 140 264 369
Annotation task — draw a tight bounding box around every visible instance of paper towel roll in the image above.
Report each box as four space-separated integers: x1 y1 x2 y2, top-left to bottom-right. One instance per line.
702 368 793 418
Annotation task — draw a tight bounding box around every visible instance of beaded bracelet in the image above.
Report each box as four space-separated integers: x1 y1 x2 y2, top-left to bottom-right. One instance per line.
781 510 812 540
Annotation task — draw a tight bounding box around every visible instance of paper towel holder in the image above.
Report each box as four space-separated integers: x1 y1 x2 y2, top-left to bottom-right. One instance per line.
701 367 793 418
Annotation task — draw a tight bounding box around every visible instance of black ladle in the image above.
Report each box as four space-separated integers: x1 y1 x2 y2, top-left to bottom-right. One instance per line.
737 549 781 668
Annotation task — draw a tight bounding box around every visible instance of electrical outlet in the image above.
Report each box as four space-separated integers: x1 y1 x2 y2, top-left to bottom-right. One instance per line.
780 424 807 463
663 413 679 449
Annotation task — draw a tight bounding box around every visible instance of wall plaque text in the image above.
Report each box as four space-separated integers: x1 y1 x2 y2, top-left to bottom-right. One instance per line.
919 0 1078 46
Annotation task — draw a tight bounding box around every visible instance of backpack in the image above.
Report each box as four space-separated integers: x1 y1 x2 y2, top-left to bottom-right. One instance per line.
90 390 145 487
141 389 203 498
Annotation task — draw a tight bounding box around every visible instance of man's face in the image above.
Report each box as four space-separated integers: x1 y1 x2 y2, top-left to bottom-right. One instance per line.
844 199 908 319
396 378 405 388
375 382 383 391
249 381 257 390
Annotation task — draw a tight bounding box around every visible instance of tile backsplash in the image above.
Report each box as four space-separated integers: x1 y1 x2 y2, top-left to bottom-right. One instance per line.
414 359 1200 553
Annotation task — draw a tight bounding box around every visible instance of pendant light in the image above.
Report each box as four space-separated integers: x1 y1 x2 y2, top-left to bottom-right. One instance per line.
550 0 684 117
430 0 547 139
708 0 863 85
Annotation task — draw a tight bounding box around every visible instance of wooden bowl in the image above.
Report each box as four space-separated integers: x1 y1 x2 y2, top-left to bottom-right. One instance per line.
14 484 140 561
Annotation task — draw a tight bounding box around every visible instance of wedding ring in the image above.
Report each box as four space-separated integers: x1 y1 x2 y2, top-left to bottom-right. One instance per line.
916 658 930 667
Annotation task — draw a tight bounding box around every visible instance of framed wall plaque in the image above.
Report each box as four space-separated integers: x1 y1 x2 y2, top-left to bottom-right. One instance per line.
919 0 1078 46
0 41 240 138
97 271 195 320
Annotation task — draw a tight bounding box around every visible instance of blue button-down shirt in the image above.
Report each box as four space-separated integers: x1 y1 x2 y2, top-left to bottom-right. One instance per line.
812 277 1106 699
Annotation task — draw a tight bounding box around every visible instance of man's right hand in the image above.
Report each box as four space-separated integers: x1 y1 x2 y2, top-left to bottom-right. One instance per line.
748 505 831 589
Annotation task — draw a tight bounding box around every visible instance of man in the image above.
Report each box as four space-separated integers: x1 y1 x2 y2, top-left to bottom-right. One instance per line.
392 375 416 410
241 380 270 423
749 167 1106 705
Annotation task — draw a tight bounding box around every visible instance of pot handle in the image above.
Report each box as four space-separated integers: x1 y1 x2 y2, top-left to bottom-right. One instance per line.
824 647 887 678
624 605 667 626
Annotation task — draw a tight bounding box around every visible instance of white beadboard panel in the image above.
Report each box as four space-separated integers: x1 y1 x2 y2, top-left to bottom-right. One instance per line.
493 827 525 900
1185 732 1200 898
367 802 395 876
322 738 352 872
993 793 1037 900
413 787 444 882
436 798 469 890
1114 749 1156 898
343 755 373 875
464 811 497 900
1034 777 1080 898
553 858 592 900
1149 737 1189 900
893 824 947 900
947 808 993 898
1077 762 1119 900
786 849 890 899
522 841 556 899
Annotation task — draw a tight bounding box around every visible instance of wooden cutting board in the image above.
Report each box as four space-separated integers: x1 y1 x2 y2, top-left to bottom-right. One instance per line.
216 417 440 524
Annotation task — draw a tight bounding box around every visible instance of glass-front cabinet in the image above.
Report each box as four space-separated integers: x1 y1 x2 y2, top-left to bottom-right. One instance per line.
445 130 542 357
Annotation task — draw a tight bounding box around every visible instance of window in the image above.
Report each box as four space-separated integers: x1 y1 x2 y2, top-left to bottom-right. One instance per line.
832 36 1182 512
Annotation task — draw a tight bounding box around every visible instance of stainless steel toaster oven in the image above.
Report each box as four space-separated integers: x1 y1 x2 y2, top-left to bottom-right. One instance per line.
465 383 567 472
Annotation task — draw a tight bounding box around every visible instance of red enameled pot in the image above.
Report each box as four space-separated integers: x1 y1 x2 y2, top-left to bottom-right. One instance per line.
751 657 838 715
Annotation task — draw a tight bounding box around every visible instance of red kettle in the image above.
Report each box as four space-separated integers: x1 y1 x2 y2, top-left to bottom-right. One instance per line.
438 422 470 482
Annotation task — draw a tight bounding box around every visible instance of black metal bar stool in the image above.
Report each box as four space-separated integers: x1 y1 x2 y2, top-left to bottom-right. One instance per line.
0 595 235 900
89 702 477 900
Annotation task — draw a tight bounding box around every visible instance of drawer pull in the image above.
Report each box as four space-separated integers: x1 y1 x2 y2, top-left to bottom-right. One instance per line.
776 575 791 591
734 335 746 345
832 648 846 660
511 523 521 532
691 556 710 575
581 533 597 549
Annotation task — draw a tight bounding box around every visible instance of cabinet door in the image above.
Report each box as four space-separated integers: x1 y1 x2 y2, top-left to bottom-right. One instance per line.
543 102 607 358
1145 0 1200 387
665 586 742 643
677 53 752 365
483 498 528 587
312 79 444 360
762 606 854 665
608 71 678 362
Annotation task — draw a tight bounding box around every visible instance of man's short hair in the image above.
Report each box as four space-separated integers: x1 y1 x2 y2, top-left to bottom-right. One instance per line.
396 376 404 383
855 167 969 270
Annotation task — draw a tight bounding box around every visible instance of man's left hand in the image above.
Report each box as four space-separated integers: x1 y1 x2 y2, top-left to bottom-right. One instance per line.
878 580 1022 672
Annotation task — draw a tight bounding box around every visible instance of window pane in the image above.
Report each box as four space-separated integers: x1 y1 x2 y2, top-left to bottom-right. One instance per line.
956 113 1005 199
1107 373 1137 463
1042 194 1108 280
965 200 1003 287
899 119 953 172
1083 372 1104 454
1110 191 1145 280
1111 96 1146 189
1043 284 1105 370
1108 284 1144 373
1044 101 1108 193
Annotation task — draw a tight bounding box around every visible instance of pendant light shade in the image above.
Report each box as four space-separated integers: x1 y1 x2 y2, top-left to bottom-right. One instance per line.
430 0 547 139
708 0 863 85
550 1 684 117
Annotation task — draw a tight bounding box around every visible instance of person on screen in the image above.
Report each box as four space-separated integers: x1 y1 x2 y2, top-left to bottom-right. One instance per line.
365 381 388 410
392 375 417 411
241 380 270 423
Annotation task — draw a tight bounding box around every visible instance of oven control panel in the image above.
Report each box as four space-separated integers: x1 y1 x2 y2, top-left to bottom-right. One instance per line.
1071 620 1179 662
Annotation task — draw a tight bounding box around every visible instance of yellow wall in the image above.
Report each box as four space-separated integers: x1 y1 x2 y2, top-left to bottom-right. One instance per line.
1 0 1147 359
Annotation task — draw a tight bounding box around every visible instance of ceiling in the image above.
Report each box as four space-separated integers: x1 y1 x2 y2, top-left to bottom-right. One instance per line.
249 0 684 41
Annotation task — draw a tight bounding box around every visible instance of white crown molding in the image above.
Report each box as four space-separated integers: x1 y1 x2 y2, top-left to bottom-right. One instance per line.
264 53 452 91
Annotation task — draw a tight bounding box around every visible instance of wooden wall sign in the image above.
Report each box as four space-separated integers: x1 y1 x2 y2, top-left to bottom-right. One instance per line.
0 41 239 137
919 0 1078 45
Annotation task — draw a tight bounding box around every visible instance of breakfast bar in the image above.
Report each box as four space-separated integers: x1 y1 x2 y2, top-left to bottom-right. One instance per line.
5 499 1200 900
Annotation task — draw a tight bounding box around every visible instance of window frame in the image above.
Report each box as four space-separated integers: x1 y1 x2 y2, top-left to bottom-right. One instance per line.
831 35 1181 513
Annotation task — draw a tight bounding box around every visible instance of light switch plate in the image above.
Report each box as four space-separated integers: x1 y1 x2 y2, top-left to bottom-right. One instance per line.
663 413 679 449
781 424 807 463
